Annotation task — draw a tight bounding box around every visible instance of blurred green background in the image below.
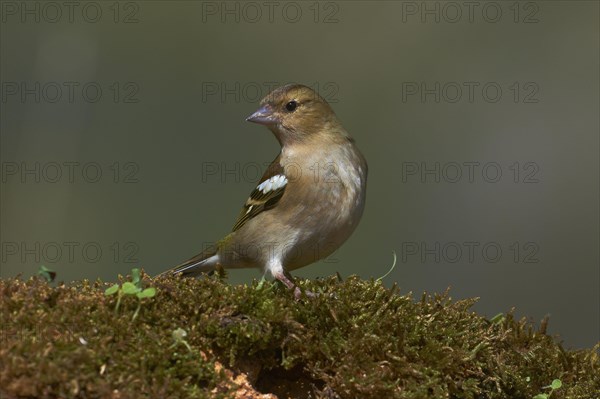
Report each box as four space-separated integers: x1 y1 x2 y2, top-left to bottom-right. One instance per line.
1 1 598 348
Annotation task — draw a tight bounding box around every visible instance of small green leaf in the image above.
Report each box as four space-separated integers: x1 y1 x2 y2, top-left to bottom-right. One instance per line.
550 379 562 390
131 268 141 286
533 394 548 399
137 287 156 299
37 265 57 282
105 284 120 296
122 282 140 295
171 328 192 352
490 313 505 324
173 327 187 340
255 275 266 290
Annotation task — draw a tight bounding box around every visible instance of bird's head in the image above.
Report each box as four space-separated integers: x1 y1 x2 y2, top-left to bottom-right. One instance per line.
246 84 347 146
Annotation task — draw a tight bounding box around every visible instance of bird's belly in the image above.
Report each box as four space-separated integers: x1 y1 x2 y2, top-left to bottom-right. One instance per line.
283 223 354 271
283 193 365 270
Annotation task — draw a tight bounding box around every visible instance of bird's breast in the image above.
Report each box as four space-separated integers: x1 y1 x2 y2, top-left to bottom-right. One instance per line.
277 144 367 268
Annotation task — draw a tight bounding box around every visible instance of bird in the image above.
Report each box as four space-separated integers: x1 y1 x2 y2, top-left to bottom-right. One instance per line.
158 84 367 298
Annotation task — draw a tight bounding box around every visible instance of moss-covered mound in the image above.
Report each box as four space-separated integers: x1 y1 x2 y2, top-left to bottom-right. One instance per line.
1 273 598 399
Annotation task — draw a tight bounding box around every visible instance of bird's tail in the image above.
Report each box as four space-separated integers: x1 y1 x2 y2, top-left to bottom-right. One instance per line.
156 246 219 278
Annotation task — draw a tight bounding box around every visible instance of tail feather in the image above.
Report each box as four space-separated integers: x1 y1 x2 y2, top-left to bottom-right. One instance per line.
156 247 219 278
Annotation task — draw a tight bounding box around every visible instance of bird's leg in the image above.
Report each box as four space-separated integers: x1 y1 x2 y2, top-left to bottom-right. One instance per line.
272 269 298 296
274 270 316 300
268 260 316 299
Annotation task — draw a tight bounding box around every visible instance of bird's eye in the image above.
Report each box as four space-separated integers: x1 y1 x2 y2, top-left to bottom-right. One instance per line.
285 101 298 112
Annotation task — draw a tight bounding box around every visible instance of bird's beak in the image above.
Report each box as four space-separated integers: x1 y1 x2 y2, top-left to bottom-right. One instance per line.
246 104 277 125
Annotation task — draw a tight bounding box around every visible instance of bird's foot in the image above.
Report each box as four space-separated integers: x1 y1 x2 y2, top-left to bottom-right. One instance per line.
275 271 316 300
292 286 317 300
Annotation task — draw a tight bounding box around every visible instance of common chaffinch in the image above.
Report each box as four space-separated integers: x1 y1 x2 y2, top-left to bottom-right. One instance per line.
159 84 367 298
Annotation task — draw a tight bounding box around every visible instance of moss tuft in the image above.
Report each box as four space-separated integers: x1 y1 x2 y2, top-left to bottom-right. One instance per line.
1 273 598 398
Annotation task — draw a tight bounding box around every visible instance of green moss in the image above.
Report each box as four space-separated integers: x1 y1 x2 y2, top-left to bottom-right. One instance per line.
1 273 598 398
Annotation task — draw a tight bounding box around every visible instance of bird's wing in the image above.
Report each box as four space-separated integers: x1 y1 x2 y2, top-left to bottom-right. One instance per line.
232 154 287 232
